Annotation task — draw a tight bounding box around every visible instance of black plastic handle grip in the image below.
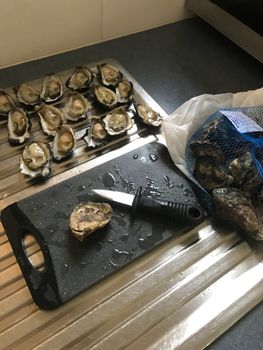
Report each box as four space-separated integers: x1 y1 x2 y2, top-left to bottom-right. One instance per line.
132 186 203 223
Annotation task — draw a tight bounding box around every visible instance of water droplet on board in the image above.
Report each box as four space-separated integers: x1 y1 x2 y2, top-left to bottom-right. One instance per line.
102 173 116 188
78 185 86 192
149 154 159 162
163 175 174 188
133 154 138 159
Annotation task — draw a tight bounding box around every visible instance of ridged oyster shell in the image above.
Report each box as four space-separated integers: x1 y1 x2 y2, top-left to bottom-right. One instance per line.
0 91 15 117
20 142 51 178
104 107 134 135
37 104 64 136
8 107 31 144
94 85 117 109
97 63 122 87
69 202 113 241
14 84 40 107
66 66 94 91
52 125 76 160
83 117 107 148
41 74 63 103
64 93 91 121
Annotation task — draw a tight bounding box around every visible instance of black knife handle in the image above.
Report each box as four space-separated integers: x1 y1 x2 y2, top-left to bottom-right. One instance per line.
132 186 203 223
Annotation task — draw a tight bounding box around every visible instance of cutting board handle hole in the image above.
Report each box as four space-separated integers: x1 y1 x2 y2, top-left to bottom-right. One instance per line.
22 233 45 272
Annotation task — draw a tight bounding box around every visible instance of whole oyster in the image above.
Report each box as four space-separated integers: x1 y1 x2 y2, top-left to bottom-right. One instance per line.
14 84 40 107
83 117 107 147
69 202 113 241
104 107 134 135
116 80 133 103
94 85 117 109
66 66 94 91
8 107 31 144
52 125 76 160
37 104 64 136
190 140 224 163
64 93 91 121
228 152 262 196
20 142 51 178
97 63 122 87
194 156 233 190
213 187 263 240
135 103 162 127
41 74 63 103
0 91 15 117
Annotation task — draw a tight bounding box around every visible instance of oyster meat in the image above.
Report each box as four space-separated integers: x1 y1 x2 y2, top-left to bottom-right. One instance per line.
84 117 107 147
104 107 134 135
15 84 40 107
69 202 113 241
66 66 93 91
64 93 91 121
52 125 76 160
98 63 122 87
37 104 64 136
213 187 263 240
135 103 162 127
116 80 133 103
8 107 31 144
20 142 51 178
41 74 63 103
94 85 117 109
0 91 15 117
228 152 262 196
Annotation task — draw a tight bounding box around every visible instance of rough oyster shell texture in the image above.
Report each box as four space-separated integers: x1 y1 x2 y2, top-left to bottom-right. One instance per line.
20 141 51 178
69 202 113 241
52 125 76 160
8 107 31 144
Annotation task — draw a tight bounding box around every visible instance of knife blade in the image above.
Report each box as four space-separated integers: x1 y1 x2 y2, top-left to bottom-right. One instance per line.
92 186 204 223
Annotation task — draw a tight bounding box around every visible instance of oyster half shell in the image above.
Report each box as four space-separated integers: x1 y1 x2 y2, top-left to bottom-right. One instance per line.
98 63 122 87
94 85 117 109
37 104 64 136
8 107 31 144
41 74 63 103
20 142 51 178
116 80 133 103
0 91 15 117
83 117 107 148
69 202 113 241
52 125 76 160
104 107 134 135
66 66 94 91
135 104 162 127
64 93 91 121
15 84 40 107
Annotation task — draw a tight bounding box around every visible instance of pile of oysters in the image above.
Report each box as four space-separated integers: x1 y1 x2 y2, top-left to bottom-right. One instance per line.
0 63 163 179
190 119 263 241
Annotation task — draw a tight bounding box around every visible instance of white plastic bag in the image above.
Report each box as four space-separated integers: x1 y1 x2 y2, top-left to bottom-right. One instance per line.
162 87 263 178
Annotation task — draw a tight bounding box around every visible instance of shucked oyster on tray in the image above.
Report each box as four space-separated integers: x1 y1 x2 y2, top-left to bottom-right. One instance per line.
66 66 94 91
14 84 40 107
97 63 122 87
0 90 15 117
103 106 134 135
52 125 76 160
36 104 64 136
41 74 63 103
135 103 162 127
94 85 118 109
8 107 31 144
64 93 91 121
83 116 107 148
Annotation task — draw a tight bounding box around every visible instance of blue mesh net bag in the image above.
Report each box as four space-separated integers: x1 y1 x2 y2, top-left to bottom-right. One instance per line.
185 106 263 240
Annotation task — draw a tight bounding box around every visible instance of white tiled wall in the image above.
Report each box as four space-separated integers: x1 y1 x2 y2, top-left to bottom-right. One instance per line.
0 0 192 69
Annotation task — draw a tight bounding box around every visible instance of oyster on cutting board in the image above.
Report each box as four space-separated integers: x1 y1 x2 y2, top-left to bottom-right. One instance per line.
66 66 94 91
36 104 64 136
103 107 134 135
52 125 76 160
8 107 31 144
64 93 91 121
41 74 63 103
83 117 107 148
0 91 15 117
14 84 40 107
94 85 118 109
20 141 51 178
135 103 162 127
69 202 113 241
97 63 122 87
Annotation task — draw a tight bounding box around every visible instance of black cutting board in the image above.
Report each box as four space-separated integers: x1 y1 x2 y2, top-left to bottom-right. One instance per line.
1 142 202 309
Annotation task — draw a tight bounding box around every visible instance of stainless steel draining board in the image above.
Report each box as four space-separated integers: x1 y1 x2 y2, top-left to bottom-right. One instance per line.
0 59 262 350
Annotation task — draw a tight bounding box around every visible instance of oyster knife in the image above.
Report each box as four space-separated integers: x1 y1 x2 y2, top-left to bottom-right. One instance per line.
92 187 203 223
